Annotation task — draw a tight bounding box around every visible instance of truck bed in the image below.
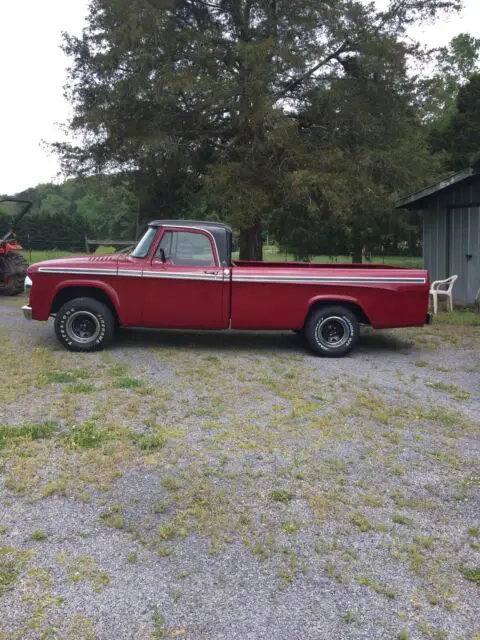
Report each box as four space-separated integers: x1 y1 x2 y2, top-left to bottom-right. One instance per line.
233 260 404 269
230 261 429 331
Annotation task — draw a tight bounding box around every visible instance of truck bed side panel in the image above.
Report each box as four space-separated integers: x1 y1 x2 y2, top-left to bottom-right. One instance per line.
230 267 429 330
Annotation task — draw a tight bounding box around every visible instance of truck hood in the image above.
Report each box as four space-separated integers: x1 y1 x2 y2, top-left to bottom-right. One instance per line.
28 254 119 274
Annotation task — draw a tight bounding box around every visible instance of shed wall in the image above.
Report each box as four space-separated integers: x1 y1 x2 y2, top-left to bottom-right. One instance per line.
423 188 480 304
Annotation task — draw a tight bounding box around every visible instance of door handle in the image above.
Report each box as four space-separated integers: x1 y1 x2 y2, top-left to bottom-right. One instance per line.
204 270 221 280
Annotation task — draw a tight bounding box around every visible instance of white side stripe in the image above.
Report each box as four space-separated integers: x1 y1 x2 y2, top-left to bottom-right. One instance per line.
39 267 117 276
117 270 144 277
143 271 220 281
232 275 426 285
38 267 222 281
37 267 426 285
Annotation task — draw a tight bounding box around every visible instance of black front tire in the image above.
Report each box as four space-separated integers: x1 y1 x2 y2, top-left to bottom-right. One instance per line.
305 306 360 358
54 297 115 352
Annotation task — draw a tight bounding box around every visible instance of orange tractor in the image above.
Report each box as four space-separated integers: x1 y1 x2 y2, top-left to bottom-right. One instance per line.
0 198 32 296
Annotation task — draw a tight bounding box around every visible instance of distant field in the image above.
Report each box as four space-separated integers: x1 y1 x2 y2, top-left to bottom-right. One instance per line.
244 246 423 268
25 246 423 269
24 247 115 265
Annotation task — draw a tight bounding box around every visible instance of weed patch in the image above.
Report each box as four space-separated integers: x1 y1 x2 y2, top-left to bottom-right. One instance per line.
66 556 110 592
459 566 480 584
356 575 395 598
269 489 293 503
0 422 56 449
114 377 144 389
64 422 114 449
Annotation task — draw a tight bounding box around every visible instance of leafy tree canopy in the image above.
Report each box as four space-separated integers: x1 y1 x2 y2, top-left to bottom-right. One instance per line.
53 0 461 259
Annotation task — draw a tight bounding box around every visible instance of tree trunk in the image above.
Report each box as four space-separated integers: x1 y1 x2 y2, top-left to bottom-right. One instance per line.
239 225 263 261
352 240 363 264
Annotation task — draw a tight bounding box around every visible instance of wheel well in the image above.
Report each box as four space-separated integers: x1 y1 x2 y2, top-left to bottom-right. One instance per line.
306 300 370 326
51 287 119 323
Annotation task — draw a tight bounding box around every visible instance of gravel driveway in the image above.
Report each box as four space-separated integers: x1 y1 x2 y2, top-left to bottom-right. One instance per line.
0 296 479 640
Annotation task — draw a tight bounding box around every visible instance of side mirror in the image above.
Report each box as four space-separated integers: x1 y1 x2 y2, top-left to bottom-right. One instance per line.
159 248 166 263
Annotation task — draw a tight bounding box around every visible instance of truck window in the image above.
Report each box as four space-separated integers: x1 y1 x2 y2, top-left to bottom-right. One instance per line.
156 231 216 266
131 227 157 258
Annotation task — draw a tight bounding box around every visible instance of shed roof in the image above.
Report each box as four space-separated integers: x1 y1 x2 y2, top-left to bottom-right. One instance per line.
396 168 480 210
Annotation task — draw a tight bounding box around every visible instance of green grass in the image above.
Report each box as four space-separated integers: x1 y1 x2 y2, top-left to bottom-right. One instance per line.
0 556 19 597
113 377 145 390
64 422 113 449
0 547 31 597
269 489 293 503
424 381 471 400
433 310 480 326
459 566 480 584
138 430 167 451
0 422 56 449
29 529 48 541
100 505 124 530
233 246 423 268
350 513 374 532
282 521 301 534
342 610 356 624
151 609 167 639
25 247 114 265
66 556 110 592
26 245 422 269
69 383 96 394
356 575 395 598
45 372 81 384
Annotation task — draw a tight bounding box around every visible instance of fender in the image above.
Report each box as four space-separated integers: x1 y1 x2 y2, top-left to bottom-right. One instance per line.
50 279 122 321
307 293 371 323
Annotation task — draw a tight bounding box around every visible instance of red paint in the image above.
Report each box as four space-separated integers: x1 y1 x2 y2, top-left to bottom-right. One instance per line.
26 225 430 333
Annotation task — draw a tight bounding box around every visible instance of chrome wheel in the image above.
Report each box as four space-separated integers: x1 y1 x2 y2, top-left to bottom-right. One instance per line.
65 311 101 344
315 316 350 349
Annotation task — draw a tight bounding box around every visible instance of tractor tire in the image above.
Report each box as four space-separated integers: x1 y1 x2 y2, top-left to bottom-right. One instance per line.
55 297 116 352
0 254 28 296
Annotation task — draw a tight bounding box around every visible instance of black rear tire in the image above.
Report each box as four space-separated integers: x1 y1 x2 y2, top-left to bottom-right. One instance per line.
0 254 28 296
305 306 360 357
54 297 115 352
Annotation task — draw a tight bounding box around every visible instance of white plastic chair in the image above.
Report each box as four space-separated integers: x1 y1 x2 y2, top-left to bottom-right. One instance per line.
429 275 458 314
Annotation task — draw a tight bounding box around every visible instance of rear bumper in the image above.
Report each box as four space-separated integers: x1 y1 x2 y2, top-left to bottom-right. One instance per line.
22 305 32 321
425 313 432 325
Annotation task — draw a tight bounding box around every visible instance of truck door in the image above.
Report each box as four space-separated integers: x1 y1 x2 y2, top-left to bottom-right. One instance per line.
142 228 230 329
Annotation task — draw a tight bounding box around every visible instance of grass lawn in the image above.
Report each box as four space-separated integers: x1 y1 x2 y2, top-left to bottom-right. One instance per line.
0 294 478 639
24 246 422 269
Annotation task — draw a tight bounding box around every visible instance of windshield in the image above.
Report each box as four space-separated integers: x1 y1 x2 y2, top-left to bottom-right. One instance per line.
131 227 157 258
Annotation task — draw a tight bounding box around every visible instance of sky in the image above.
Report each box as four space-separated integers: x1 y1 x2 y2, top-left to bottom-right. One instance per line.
0 0 480 194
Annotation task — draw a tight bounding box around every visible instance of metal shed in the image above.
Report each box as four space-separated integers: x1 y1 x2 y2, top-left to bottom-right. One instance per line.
397 161 480 305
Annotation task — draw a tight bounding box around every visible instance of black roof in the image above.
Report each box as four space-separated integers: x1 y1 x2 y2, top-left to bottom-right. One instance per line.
149 220 232 232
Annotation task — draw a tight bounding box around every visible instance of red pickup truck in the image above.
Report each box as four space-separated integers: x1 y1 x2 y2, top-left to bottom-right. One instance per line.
22 220 430 357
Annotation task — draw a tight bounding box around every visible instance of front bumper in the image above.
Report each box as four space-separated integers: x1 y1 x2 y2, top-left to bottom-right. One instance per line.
22 305 32 321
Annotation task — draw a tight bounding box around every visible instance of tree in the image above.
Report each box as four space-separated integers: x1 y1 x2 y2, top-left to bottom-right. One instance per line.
420 33 480 123
423 33 480 172
429 73 480 172
55 0 461 259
